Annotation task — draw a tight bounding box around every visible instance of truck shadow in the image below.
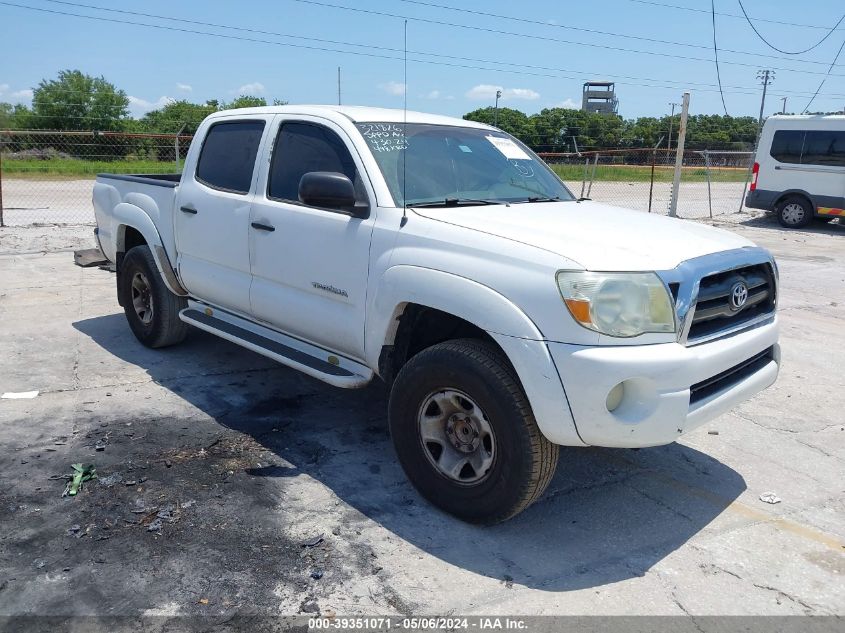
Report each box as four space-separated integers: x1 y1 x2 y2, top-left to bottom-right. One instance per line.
74 314 746 593
739 213 845 235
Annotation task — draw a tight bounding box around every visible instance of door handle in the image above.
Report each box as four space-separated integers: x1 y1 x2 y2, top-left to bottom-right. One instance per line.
251 222 275 232
180 206 198 214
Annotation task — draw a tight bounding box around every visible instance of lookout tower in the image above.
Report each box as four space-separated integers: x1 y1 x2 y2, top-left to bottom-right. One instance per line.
582 82 618 115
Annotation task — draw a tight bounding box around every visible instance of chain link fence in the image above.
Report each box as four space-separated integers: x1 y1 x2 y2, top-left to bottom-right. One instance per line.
539 148 754 218
1 130 752 227
0 130 192 226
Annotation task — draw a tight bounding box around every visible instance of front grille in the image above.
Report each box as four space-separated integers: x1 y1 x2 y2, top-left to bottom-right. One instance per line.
689 346 774 405
687 264 775 343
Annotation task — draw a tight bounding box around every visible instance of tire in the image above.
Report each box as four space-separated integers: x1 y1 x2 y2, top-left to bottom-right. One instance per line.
776 195 813 229
118 245 188 348
388 339 558 524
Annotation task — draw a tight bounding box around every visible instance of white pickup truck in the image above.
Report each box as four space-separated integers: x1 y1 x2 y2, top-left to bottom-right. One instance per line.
93 105 780 523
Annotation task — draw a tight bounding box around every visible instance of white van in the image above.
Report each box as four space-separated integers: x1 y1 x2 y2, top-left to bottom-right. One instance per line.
745 114 845 228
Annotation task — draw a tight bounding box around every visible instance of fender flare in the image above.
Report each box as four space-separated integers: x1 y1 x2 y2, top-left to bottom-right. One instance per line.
366 265 544 364
773 189 817 213
366 265 585 447
113 202 187 296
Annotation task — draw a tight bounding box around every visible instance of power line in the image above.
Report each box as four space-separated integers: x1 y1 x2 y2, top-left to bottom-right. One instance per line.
711 0 729 115
625 0 844 31
736 0 845 55
291 0 845 76
395 0 843 68
7 1 845 101
803 37 845 113
4 0 844 111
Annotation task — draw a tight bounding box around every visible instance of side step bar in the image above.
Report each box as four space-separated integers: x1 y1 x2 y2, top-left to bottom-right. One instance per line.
179 304 373 389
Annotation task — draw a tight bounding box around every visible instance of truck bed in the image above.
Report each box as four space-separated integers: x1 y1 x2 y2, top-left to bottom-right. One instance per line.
96 173 181 187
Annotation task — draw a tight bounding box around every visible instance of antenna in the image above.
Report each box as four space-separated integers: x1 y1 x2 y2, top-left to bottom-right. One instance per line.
401 18 408 227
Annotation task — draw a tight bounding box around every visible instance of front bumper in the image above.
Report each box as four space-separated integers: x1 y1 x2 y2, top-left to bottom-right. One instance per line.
549 317 780 447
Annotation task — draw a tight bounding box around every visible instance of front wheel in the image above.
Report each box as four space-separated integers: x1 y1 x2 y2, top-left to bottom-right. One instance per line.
118 245 188 348
388 339 558 524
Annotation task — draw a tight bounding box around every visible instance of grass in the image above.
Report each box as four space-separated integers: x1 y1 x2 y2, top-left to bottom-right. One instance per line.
1 157 179 180
551 163 748 183
1 156 748 184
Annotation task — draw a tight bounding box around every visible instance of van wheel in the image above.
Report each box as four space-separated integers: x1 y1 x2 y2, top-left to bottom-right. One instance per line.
776 195 813 228
118 245 188 348
388 339 558 524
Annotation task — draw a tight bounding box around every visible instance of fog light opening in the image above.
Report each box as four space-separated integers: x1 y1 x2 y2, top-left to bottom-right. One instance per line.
606 382 625 413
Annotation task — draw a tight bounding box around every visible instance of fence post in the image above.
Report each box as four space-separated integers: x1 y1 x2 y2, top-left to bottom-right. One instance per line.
0 137 4 228
586 153 599 198
580 157 589 198
174 123 187 173
704 150 713 218
668 92 690 218
648 149 656 213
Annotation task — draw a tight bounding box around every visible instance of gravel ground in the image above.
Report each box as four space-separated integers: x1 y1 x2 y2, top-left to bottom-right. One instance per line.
0 212 843 623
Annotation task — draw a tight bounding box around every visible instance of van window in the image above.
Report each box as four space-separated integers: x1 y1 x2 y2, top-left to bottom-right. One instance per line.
769 128 845 167
802 130 845 167
196 120 265 193
769 130 804 164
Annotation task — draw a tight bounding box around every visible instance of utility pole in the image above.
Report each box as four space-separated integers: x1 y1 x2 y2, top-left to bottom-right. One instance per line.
739 70 775 211
755 70 774 141
494 89 502 127
668 92 690 218
780 96 787 114
337 67 341 106
666 102 679 157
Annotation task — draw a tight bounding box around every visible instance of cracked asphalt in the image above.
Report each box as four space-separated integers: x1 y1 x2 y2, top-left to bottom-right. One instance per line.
0 211 843 618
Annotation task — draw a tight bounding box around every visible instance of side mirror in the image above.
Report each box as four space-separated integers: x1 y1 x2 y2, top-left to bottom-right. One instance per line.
299 171 365 216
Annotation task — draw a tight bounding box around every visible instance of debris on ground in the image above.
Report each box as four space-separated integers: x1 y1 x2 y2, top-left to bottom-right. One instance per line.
708 430 720 435
759 492 782 505
62 463 97 497
310 569 324 580
98 472 123 487
147 518 163 534
301 534 324 548
2 391 39 399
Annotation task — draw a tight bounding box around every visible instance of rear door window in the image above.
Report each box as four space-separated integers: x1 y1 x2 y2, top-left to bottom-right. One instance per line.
196 120 266 194
769 130 804 164
801 130 845 167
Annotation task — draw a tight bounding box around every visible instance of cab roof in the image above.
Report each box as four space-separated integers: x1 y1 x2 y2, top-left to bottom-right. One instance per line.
206 104 496 130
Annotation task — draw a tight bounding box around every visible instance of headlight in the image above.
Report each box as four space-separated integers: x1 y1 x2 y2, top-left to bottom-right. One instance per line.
556 271 675 337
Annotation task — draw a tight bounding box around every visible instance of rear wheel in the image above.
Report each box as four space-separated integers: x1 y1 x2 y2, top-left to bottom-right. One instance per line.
776 195 813 228
388 339 558 524
118 245 188 348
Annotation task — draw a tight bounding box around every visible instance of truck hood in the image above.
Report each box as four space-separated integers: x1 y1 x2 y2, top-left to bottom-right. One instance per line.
412 200 755 271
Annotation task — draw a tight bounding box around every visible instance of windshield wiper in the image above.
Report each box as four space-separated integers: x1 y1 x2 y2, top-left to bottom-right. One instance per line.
406 198 502 208
514 195 561 203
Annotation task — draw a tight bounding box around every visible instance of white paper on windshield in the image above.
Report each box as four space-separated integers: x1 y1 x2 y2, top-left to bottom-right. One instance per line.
486 135 531 160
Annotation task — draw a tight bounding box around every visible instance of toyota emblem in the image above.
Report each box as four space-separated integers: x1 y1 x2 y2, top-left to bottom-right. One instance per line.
730 281 749 311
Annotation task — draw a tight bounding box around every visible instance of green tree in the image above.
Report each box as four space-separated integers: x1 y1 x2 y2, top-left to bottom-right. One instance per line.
222 95 267 109
30 69 129 131
139 99 218 135
463 106 535 145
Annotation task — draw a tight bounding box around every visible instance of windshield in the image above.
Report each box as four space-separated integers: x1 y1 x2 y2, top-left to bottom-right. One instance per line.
355 122 575 207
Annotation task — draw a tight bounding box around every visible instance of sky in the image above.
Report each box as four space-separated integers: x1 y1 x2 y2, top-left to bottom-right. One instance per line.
1 0 844 122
